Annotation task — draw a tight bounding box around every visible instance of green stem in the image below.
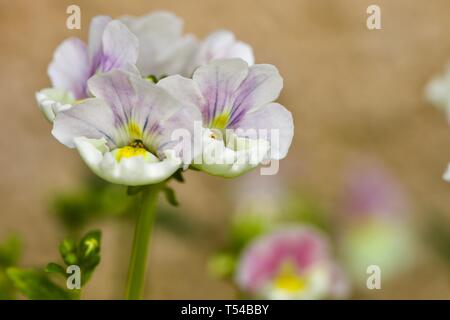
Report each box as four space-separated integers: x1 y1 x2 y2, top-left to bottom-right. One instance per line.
125 184 161 300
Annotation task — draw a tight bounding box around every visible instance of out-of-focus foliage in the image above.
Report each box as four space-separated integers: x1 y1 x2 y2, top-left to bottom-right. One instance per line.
6 268 75 300
0 235 21 299
52 176 134 232
426 211 450 270
7 230 101 300
52 174 195 238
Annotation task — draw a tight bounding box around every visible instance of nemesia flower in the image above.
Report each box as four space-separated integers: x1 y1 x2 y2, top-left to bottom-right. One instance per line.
36 16 139 122
120 11 197 78
236 227 348 300
339 162 415 282
188 30 254 75
158 58 294 177
52 69 200 186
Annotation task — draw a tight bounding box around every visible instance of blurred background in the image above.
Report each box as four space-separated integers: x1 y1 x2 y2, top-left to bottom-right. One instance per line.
1 0 450 299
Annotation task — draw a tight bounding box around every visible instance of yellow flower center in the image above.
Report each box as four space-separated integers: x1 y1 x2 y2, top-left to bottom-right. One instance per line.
115 140 148 161
211 112 230 130
273 262 307 293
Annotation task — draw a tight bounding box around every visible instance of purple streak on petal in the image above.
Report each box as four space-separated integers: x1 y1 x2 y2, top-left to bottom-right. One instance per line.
228 76 261 126
87 70 137 128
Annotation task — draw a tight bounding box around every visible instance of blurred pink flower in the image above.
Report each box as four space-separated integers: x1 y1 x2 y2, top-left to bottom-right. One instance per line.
236 227 348 299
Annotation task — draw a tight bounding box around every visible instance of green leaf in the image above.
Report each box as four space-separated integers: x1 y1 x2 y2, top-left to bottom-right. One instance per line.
59 239 78 266
163 187 179 207
6 268 74 300
0 270 16 300
77 230 101 286
0 235 21 268
45 263 66 277
79 230 101 259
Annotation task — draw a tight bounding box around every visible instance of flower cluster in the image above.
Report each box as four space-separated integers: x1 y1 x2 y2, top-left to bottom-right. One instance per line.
36 11 293 185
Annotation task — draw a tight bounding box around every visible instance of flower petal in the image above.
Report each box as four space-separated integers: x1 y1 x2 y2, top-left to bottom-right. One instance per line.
48 38 90 99
121 11 197 77
227 64 283 126
88 15 112 63
193 59 249 124
35 88 75 122
98 20 139 72
52 98 120 149
86 70 138 128
74 137 182 186
157 75 205 111
192 128 269 178
195 30 254 67
232 103 293 160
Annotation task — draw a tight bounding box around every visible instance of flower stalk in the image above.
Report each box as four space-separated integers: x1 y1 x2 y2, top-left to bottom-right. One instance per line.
125 183 162 299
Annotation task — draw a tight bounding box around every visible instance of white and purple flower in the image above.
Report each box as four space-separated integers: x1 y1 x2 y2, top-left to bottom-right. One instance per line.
52 70 200 186
158 58 294 177
36 16 139 122
236 227 348 300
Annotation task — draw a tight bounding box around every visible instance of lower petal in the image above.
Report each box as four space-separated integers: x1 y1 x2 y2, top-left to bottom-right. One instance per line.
192 128 269 178
74 137 182 186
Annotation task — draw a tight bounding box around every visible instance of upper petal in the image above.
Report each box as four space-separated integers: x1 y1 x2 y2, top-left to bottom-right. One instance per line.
232 102 294 160
88 15 112 63
228 64 283 126
195 30 254 67
97 20 139 72
120 11 196 77
193 58 249 124
87 69 138 128
48 38 90 99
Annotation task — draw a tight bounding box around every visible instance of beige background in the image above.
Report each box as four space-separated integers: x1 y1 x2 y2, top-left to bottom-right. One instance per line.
1 0 450 298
